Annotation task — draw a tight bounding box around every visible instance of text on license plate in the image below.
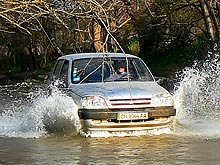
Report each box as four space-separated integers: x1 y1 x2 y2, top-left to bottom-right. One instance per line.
117 112 148 120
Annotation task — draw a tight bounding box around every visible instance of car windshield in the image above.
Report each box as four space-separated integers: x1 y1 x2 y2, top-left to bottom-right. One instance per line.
71 57 154 84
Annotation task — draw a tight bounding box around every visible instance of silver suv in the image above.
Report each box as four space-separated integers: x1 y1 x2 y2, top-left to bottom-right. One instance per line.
48 53 176 133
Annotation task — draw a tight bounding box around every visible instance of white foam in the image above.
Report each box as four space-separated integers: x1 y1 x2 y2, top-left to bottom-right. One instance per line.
2 46 220 139
0 86 81 138
80 128 172 138
173 45 220 138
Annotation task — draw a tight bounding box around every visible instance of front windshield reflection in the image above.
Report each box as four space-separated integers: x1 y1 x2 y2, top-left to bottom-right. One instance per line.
72 57 154 83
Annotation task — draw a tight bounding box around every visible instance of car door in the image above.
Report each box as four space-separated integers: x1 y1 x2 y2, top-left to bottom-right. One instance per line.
48 59 70 88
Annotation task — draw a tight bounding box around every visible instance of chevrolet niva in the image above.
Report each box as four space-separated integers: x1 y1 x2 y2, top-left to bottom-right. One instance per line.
47 53 176 133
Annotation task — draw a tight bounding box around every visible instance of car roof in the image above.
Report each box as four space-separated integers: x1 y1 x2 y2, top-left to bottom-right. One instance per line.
57 53 139 61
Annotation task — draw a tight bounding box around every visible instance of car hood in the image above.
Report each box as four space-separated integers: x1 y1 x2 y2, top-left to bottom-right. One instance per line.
70 81 171 100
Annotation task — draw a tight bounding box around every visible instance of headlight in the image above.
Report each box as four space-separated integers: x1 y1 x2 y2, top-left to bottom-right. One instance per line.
151 94 173 106
81 96 108 109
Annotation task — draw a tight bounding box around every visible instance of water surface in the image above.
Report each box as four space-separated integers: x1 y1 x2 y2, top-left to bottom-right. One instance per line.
1 50 220 164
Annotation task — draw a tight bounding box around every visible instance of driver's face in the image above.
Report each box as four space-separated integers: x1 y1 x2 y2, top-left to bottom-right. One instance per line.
118 67 125 73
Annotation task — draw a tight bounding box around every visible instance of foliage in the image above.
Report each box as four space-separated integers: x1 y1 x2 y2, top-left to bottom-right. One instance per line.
0 0 219 74
146 34 208 77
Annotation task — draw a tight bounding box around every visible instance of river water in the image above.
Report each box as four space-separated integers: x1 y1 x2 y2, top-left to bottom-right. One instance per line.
1 51 220 164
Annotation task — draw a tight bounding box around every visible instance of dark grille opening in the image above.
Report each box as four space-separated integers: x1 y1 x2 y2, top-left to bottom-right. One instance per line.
110 98 151 106
110 98 151 101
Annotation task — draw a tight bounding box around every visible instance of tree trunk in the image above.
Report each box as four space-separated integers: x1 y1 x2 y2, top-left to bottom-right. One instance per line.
93 22 104 52
199 0 217 42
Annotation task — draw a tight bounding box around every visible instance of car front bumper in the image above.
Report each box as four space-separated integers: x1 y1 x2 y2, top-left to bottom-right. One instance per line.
78 106 176 120
78 107 176 132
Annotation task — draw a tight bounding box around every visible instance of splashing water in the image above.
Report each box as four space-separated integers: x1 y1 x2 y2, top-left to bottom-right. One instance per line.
174 45 220 137
39 87 81 135
6 50 220 139
81 128 172 138
5 54 220 139
0 84 81 138
0 82 173 138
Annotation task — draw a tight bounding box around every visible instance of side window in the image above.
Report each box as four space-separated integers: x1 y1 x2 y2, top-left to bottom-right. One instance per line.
53 59 64 79
60 60 69 85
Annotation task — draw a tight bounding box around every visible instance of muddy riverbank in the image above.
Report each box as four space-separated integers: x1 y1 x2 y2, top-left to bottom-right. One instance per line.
0 72 49 85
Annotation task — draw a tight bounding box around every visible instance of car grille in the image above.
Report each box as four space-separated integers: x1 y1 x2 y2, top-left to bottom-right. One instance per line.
109 98 151 108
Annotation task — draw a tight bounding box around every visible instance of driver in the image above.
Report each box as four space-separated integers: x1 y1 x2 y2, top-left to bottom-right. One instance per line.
105 61 127 81
118 66 126 75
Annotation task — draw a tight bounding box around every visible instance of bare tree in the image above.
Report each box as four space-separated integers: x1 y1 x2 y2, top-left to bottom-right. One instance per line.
199 0 220 42
0 0 217 71
0 1 132 70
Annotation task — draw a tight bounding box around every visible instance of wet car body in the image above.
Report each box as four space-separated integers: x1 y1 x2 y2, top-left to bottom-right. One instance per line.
48 53 176 133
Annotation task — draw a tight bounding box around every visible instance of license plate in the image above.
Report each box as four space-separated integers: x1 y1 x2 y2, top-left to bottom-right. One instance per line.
117 112 148 120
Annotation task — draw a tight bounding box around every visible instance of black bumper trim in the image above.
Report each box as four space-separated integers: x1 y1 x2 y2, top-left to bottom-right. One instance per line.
78 107 176 119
